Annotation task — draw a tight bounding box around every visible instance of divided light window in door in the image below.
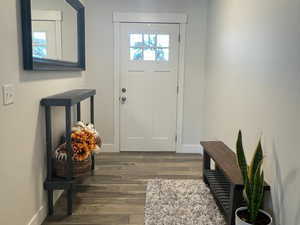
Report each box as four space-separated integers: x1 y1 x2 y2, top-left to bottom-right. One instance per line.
32 31 48 58
129 33 170 61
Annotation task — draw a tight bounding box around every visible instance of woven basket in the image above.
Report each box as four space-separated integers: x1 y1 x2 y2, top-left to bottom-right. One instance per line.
54 155 92 178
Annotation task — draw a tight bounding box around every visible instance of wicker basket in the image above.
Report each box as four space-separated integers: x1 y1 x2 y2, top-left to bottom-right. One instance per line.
54 155 92 178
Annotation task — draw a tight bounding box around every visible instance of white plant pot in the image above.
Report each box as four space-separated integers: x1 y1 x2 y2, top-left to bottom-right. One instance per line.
235 207 273 225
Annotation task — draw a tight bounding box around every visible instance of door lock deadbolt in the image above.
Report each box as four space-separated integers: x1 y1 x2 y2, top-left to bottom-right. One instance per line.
120 95 127 104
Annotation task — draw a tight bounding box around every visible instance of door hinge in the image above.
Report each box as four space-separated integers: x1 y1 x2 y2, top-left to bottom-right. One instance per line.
178 34 181 43
175 134 178 143
177 85 179 94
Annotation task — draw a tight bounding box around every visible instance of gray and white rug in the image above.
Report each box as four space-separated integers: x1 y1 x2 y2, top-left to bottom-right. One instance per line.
145 179 226 225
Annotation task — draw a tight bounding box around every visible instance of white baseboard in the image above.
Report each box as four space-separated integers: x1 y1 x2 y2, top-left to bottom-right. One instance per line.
27 206 47 225
176 144 203 154
27 191 63 225
101 143 202 154
101 144 118 152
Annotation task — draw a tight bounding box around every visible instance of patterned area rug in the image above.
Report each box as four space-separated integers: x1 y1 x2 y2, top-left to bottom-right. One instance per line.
145 179 226 225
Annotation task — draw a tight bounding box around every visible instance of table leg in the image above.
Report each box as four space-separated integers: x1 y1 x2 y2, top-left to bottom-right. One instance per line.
90 96 95 170
67 188 73 215
203 150 211 184
77 102 81 121
45 106 54 215
48 190 54 215
65 106 73 215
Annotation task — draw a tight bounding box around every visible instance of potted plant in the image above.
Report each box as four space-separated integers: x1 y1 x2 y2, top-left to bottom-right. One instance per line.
235 131 273 225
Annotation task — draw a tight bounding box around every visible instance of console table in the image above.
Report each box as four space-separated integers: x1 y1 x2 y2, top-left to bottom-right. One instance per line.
41 89 96 215
200 141 270 225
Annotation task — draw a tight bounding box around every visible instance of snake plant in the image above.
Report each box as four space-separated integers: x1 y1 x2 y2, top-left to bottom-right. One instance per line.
236 130 265 224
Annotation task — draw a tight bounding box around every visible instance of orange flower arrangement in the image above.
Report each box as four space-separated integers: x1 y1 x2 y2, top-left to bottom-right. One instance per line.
54 122 101 162
71 129 97 161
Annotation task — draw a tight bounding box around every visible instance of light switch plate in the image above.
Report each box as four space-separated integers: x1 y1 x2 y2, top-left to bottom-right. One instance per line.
2 84 15 105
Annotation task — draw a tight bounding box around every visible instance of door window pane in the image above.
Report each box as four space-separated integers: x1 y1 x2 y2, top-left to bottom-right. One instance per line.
33 46 48 58
144 34 156 48
157 34 169 47
130 34 143 47
156 48 169 61
144 48 156 61
32 32 47 45
130 48 143 60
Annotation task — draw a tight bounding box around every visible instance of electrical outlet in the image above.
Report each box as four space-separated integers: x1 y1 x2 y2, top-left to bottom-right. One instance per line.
2 84 15 105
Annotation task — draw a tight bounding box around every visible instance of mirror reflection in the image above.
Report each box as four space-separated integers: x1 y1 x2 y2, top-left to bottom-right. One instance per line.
31 0 78 62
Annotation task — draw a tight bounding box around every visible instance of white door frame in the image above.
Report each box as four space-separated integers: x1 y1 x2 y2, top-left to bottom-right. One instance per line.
113 12 187 152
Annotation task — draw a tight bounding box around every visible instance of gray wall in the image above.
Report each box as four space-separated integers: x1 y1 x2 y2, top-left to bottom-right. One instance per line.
0 0 87 224
205 1 300 224
84 0 208 148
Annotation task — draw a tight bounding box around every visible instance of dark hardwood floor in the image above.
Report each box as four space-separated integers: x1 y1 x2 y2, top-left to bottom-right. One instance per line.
43 152 203 225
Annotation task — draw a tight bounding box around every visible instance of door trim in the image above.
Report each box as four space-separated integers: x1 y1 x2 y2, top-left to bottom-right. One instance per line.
113 12 188 24
113 12 187 152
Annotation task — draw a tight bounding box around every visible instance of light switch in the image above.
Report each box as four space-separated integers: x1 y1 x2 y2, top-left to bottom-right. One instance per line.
2 84 15 105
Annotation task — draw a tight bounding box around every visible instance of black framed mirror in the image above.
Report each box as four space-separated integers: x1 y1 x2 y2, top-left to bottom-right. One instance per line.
20 0 85 71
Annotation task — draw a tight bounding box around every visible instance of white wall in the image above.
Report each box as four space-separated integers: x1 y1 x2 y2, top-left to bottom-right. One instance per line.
205 1 300 224
0 0 87 225
84 0 208 150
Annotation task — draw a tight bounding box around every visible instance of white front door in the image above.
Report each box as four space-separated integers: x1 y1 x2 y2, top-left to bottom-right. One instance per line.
32 21 59 59
119 23 180 152
31 10 62 60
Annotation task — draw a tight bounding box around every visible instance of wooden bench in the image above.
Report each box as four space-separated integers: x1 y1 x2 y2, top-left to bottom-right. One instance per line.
200 141 270 225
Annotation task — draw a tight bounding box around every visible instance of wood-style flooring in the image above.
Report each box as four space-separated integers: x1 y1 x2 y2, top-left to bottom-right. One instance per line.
43 152 203 225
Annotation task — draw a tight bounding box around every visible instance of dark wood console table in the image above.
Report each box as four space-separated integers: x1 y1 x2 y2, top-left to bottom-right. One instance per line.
41 89 96 215
200 141 270 225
